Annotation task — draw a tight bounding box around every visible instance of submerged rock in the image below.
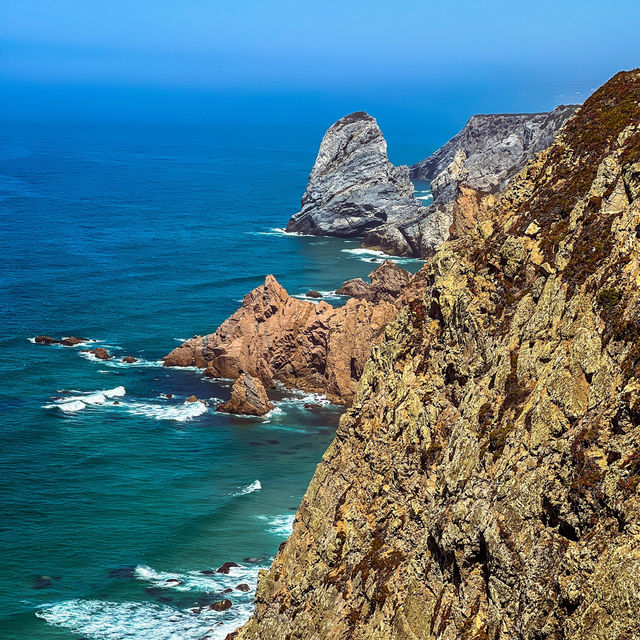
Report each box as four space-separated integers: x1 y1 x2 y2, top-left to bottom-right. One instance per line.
217 374 274 417
216 562 240 575
286 112 424 237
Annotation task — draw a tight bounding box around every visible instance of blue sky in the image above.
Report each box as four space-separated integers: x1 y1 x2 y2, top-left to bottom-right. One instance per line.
1 0 639 137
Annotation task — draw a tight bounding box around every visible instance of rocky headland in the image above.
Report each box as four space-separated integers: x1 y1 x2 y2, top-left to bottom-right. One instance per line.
164 262 412 406
231 70 640 639
362 106 579 257
285 105 578 259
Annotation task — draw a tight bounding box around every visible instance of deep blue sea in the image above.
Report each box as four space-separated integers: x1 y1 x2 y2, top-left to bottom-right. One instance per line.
0 120 432 639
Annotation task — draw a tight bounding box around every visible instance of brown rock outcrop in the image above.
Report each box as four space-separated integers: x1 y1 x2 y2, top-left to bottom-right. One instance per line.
217 374 274 416
336 260 411 304
34 335 59 345
164 275 398 405
233 70 640 640
89 347 111 360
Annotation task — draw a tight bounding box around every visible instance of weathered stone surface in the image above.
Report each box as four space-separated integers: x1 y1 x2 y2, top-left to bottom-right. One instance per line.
336 260 411 304
285 112 424 237
89 347 111 360
217 374 274 416
363 106 578 258
164 274 399 405
233 71 640 640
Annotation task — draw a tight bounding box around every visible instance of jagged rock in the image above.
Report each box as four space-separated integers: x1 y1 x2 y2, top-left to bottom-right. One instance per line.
61 336 85 346
207 599 232 612
336 260 411 304
363 106 579 258
34 336 59 345
186 395 198 403
306 290 322 298
286 112 424 237
164 275 398 405
233 71 640 640
217 374 274 417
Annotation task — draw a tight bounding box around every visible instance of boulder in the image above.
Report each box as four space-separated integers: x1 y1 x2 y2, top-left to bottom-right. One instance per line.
217 374 274 417
236 584 250 592
122 356 138 363
186 395 198 403
305 290 322 298
61 336 85 346
34 336 59 345
286 112 424 237
207 599 232 612
90 347 112 360
336 260 411 304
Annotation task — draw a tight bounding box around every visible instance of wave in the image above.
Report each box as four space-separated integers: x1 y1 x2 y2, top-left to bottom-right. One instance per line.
236 480 261 495
291 290 345 303
249 227 317 238
78 351 163 368
119 399 211 422
415 194 433 201
340 247 423 264
44 386 126 412
37 598 241 640
255 514 295 537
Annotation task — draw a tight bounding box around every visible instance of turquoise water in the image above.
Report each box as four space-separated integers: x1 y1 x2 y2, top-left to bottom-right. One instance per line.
0 121 429 639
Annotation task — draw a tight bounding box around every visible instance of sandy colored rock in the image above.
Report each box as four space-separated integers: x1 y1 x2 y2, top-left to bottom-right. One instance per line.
217 374 274 416
164 275 398 405
186 395 198 403
336 260 411 304
90 347 111 360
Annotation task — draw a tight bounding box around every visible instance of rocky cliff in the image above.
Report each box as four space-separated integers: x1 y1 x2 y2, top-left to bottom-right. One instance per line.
233 70 640 639
363 106 578 258
286 112 424 237
164 271 402 405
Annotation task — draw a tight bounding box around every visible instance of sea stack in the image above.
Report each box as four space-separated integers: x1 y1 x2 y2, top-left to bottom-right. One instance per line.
285 112 424 237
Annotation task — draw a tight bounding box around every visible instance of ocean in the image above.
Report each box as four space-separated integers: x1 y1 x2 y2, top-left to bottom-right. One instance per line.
0 120 432 639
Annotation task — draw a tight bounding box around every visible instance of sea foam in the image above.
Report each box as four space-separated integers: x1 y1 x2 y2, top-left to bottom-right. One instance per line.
44 386 126 413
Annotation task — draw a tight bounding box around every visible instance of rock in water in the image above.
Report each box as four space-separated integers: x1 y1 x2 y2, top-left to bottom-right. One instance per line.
232 71 640 640
216 562 240 574
363 105 579 257
164 275 399 405
217 374 274 416
89 347 111 360
122 355 138 363
305 290 322 298
285 112 424 237
34 335 60 345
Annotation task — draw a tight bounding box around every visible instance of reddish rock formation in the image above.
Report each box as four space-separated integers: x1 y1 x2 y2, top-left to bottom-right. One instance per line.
60 336 85 346
217 374 274 416
88 347 111 360
122 356 138 363
164 275 399 405
34 336 59 345
337 260 411 304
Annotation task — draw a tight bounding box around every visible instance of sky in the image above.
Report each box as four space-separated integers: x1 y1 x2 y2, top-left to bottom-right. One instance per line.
1 0 639 142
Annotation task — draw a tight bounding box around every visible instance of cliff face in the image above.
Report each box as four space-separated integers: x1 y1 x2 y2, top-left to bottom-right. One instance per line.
286 112 424 237
363 107 578 258
233 70 640 639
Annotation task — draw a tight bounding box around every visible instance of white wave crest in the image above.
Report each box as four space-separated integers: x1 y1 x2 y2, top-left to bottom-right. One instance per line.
237 480 261 495
37 598 244 640
340 247 423 265
44 386 126 413
121 399 210 423
255 514 295 537
250 227 316 237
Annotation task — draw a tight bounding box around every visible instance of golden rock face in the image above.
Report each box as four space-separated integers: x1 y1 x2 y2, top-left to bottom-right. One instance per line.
233 70 640 640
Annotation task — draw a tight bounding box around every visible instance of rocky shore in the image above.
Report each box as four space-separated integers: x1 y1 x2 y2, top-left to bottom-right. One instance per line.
164 262 412 406
231 69 640 640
